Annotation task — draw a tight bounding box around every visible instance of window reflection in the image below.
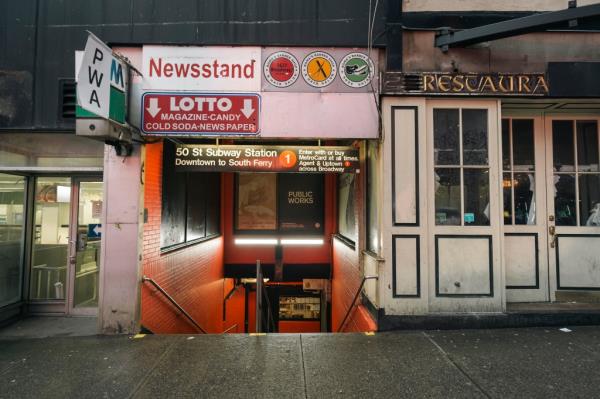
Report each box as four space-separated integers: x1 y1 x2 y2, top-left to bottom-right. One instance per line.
502 119 536 226
463 169 490 226
512 120 535 171
579 175 600 226
554 174 576 226
514 173 535 225
462 109 488 165
0 174 26 308
576 121 599 172
434 109 460 165
434 168 461 226
553 121 575 172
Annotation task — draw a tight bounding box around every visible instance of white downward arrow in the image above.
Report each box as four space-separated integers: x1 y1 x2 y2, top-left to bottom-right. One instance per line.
240 99 255 119
146 98 161 118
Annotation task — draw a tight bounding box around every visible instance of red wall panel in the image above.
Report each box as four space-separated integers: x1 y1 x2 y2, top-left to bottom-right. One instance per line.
222 173 336 266
141 142 225 334
331 239 376 332
279 320 321 333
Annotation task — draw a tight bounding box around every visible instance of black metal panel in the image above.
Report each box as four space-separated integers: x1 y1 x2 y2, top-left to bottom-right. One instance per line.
34 0 134 130
548 62 600 98
0 0 36 128
385 0 402 71
403 11 534 30
435 4 600 49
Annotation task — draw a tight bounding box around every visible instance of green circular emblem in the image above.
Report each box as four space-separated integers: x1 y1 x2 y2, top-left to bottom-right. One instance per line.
339 53 375 88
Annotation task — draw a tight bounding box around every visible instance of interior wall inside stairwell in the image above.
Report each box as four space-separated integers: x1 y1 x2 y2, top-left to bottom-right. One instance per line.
331 142 377 333
141 142 225 334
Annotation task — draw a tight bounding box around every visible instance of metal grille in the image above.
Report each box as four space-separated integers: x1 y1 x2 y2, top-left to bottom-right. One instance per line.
59 79 76 119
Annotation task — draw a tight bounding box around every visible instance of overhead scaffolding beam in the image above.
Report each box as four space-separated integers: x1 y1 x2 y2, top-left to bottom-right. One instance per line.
435 2 600 51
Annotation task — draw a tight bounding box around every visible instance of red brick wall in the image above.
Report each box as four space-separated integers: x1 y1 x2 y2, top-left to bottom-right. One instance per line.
331 238 376 332
141 142 225 334
330 146 377 333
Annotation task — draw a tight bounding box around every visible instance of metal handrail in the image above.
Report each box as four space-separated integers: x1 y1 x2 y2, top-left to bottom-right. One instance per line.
261 283 276 332
142 275 207 334
337 275 378 333
223 324 238 333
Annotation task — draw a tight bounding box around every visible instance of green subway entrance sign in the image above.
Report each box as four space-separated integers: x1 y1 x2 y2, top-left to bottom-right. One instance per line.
76 32 127 124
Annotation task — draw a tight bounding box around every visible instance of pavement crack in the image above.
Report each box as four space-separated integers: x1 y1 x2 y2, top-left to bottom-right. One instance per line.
126 338 179 399
299 335 308 399
422 332 492 399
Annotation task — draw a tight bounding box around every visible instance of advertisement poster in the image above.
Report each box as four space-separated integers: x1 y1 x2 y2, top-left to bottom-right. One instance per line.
236 173 277 230
278 174 324 234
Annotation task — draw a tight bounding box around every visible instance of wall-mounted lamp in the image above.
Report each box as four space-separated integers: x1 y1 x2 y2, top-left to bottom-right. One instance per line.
234 238 278 245
280 238 324 246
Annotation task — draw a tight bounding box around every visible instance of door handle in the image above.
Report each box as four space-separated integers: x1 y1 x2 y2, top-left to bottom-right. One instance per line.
548 225 557 248
69 240 77 264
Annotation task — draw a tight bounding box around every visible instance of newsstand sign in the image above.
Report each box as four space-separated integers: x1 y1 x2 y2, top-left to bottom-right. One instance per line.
142 93 260 135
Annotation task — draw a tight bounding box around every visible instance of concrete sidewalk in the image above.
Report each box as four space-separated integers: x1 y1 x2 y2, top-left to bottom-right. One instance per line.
1 327 599 398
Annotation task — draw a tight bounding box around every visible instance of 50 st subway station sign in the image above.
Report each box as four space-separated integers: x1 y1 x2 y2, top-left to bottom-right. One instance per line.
173 145 360 173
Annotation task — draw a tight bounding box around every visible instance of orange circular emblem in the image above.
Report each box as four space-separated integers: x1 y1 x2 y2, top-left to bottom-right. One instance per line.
279 150 297 168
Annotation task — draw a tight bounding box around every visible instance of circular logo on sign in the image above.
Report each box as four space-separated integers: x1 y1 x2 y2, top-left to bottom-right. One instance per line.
302 51 337 88
279 150 297 168
264 52 300 88
339 53 375 88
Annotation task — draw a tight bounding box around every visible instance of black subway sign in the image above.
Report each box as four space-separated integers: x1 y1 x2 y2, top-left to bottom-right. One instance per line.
174 145 359 173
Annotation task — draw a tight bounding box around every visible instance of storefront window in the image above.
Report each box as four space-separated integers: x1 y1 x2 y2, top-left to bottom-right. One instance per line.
367 141 380 253
434 109 490 226
161 141 221 248
552 120 600 226
502 119 536 225
338 173 357 243
0 174 26 307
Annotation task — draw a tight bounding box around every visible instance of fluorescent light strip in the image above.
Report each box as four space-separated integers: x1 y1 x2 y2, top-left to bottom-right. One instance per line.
280 238 324 246
234 238 278 245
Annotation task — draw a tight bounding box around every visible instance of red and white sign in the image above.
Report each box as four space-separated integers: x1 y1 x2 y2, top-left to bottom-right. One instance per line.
141 93 260 135
142 46 261 91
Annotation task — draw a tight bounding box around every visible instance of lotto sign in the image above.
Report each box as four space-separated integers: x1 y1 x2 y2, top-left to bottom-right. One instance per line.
141 93 260 136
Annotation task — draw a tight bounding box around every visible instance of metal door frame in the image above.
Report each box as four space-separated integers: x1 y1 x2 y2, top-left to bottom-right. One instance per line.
67 176 103 316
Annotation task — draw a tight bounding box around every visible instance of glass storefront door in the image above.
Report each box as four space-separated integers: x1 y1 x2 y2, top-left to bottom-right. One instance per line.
31 177 72 304
29 176 102 315
503 116 600 302
69 179 103 314
0 174 26 308
545 117 600 297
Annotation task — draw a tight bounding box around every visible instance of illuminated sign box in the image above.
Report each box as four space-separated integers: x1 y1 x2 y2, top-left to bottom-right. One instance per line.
173 145 360 173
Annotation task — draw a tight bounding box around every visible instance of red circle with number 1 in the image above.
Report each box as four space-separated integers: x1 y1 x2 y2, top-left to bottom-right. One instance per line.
279 150 297 168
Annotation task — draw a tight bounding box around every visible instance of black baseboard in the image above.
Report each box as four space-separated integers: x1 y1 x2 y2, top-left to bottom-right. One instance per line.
379 310 600 331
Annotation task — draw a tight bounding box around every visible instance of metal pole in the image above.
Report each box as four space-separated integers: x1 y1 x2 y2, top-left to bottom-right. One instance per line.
255 260 262 333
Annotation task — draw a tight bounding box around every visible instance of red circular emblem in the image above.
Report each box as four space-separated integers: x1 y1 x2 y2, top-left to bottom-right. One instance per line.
269 57 294 82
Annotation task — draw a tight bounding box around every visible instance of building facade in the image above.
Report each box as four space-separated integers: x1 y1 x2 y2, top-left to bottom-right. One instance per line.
1 1 600 333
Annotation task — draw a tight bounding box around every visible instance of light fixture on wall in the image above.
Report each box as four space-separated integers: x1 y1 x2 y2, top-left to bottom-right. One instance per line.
280 238 324 246
234 238 278 245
